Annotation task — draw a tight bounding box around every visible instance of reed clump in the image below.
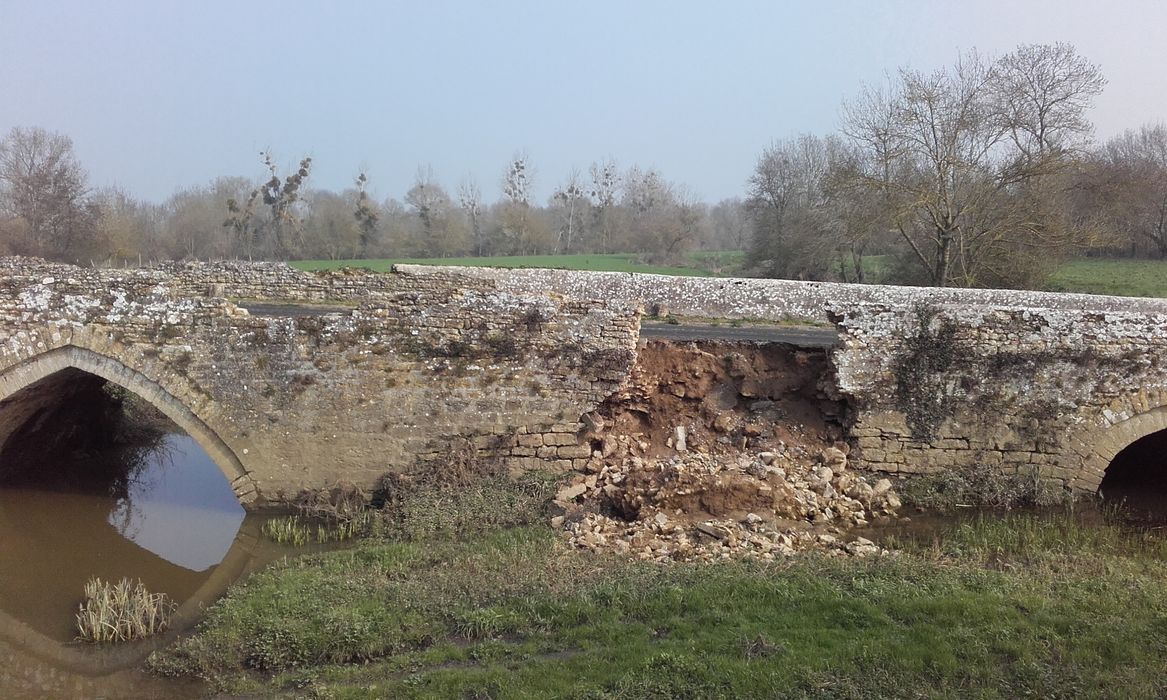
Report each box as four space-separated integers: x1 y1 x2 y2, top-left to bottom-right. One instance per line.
76 577 175 643
261 510 375 545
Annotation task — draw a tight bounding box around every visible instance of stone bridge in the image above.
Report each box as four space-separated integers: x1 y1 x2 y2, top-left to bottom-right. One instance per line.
1 257 1165 506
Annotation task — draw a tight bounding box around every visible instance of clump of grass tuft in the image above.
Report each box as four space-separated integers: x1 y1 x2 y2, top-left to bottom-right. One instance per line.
899 462 1068 511
382 472 556 541
76 577 175 643
917 510 1167 565
262 516 312 546
262 511 376 546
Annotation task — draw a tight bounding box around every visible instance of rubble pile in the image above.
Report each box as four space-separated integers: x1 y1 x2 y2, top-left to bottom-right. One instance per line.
552 438 902 562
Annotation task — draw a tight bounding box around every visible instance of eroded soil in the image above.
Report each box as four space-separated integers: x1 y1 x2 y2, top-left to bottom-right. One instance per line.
554 340 902 561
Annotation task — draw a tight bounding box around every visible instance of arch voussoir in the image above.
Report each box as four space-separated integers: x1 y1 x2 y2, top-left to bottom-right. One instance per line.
1082 404 1167 494
0 344 256 505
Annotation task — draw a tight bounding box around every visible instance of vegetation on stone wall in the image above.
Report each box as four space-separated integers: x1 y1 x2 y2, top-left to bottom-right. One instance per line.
891 305 966 442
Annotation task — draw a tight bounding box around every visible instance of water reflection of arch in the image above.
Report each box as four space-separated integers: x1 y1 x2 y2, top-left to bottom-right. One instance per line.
0 517 263 676
0 344 256 504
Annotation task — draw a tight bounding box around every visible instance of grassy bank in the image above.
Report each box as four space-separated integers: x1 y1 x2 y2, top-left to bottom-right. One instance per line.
292 253 737 278
152 499 1167 699
1046 257 1167 298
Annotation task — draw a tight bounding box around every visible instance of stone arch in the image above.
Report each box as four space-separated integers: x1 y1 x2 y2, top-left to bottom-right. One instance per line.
1077 405 1167 493
0 345 256 503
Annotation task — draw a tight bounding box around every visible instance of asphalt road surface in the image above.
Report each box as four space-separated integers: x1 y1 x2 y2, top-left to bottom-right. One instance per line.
240 303 839 348
640 322 838 347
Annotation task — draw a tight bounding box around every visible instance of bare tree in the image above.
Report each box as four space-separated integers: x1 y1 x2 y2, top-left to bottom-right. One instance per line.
1097 124 1167 258
405 167 467 256
257 151 312 259
301 189 364 259
746 134 838 279
551 168 585 253
0 126 101 262
224 151 312 260
587 158 620 253
993 42 1107 164
709 198 749 251
93 186 163 263
498 153 550 253
352 172 379 257
457 178 485 255
620 166 699 262
841 45 1104 287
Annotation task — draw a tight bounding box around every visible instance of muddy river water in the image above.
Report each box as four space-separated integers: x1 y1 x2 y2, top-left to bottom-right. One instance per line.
0 434 286 699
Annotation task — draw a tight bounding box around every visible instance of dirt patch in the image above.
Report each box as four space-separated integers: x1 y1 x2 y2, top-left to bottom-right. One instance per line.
586 340 846 455
556 340 901 561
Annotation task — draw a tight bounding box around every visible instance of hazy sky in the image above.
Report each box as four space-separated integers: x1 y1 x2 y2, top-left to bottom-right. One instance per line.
1 1 1165 204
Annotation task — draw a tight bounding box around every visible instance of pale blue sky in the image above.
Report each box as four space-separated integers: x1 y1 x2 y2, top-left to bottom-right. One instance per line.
1 1 1165 204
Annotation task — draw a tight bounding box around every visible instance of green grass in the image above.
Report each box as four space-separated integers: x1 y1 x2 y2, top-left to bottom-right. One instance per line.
1046 258 1167 298
292 253 737 278
151 500 1167 699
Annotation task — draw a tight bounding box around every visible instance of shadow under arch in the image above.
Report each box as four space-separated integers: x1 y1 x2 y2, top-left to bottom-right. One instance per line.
0 344 255 504
1080 405 1167 494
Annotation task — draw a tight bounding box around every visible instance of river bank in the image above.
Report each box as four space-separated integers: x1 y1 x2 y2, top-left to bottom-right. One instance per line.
147 480 1167 699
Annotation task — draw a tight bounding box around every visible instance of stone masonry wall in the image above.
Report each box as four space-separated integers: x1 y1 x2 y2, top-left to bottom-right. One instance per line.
831 303 1167 492
3 258 1165 497
405 264 1167 492
0 259 639 504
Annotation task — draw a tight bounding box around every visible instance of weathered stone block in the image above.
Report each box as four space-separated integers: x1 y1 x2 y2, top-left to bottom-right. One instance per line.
557 444 591 459
543 433 577 446
516 433 544 448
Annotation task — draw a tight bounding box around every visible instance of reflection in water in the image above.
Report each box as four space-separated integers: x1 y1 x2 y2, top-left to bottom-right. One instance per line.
0 435 244 641
111 434 245 571
0 429 258 698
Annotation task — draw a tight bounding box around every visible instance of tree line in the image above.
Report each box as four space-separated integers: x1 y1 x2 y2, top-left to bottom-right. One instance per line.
0 132 742 266
1 41 1165 290
747 42 1167 288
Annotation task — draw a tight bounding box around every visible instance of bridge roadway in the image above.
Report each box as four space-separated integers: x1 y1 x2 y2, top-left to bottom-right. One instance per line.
239 303 840 348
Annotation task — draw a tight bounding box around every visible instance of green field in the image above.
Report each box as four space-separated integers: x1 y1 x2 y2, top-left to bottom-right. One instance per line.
293 252 744 278
1046 258 1167 298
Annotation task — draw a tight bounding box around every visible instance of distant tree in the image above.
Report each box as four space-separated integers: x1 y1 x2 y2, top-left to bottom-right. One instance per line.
405 167 467 256
746 134 837 279
457 178 485 255
303 189 362 259
171 177 248 259
620 166 700 261
256 151 312 259
0 126 102 262
372 197 412 257
551 168 586 253
1095 124 1167 258
498 153 551 253
587 158 620 252
223 187 260 260
352 172 379 257
93 187 163 262
708 198 749 251
223 151 312 260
